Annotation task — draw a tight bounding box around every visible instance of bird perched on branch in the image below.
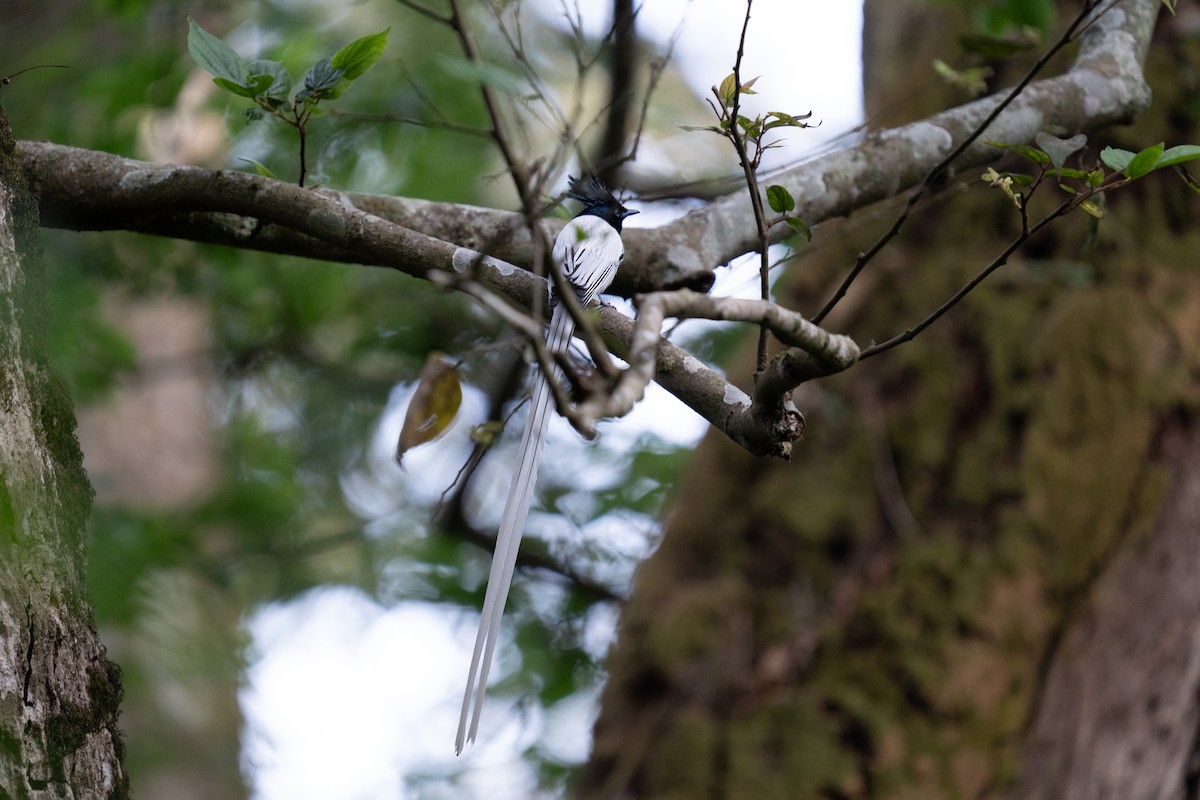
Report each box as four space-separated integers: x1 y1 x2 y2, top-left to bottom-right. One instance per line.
456 176 637 754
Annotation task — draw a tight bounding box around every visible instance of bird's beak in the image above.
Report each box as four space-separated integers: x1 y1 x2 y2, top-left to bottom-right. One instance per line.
620 208 639 219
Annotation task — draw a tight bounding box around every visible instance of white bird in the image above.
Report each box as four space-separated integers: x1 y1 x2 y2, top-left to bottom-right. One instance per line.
456 176 637 753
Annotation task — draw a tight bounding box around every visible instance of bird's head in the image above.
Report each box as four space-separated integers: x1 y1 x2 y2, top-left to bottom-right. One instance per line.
566 175 638 232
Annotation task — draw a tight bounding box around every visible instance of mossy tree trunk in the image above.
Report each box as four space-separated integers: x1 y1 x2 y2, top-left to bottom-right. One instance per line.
0 106 127 799
581 4 1200 798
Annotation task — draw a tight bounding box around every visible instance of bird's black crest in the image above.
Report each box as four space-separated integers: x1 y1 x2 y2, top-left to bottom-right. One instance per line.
565 174 637 231
566 175 620 210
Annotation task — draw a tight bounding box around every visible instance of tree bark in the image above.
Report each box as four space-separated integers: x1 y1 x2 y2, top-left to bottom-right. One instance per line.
0 105 126 798
581 3 1200 799
1012 422 1200 800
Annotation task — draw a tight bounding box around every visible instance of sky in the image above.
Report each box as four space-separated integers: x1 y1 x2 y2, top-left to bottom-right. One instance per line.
240 2 864 798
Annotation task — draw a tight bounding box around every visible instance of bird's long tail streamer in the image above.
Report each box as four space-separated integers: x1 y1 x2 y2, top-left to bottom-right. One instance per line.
456 300 575 754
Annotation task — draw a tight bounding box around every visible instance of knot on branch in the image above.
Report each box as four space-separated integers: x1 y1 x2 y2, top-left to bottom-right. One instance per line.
756 394 805 461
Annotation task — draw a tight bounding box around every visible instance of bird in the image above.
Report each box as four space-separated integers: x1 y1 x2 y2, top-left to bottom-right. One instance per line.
456 175 637 754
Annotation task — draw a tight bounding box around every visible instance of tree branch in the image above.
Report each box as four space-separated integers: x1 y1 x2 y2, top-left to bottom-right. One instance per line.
18 145 793 452
606 289 857 459
12 0 1158 461
19 140 713 296
17 1 1155 300
811 0 1105 324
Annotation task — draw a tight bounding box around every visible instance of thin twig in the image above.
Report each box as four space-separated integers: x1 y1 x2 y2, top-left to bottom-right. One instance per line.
393 0 451 26
859 196 1074 358
727 1 775 374
446 0 538 213
626 22 683 164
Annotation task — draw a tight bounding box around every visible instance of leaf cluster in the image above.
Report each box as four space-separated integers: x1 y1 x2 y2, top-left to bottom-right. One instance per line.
680 74 815 243
187 17 388 181
984 133 1200 222
683 73 815 164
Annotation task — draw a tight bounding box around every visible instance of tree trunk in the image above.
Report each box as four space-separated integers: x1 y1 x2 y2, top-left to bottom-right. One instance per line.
581 4 1200 799
0 105 127 798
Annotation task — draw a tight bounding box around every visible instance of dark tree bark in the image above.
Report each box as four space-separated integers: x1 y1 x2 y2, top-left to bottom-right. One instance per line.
581 3 1200 799
0 106 126 798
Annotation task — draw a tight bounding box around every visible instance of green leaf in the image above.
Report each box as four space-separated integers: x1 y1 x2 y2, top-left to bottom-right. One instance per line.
1046 167 1090 181
244 73 275 97
331 28 389 81
784 216 812 241
1156 144 1200 169
739 76 760 95
237 157 280 179
766 184 794 213
1124 142 1165 179
1100 146 1135 173
247 59 291 103
187 16 249 85
718 73 737 107
1080 199 1104 219
297 57 346 103
1035 131 1087 168
985 139 1050 167
737 115 760 138
933 58 991 96
213 76 258 98
763 110 814 131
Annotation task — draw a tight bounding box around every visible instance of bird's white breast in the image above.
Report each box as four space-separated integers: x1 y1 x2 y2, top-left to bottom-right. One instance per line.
553 215 625 304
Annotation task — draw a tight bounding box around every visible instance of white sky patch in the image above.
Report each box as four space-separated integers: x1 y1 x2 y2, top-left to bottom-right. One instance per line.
242 591 470 798
554 0 864 166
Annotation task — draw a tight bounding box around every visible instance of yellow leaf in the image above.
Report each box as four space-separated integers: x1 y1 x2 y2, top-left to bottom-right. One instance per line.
470 420 505 448
396 352 462 463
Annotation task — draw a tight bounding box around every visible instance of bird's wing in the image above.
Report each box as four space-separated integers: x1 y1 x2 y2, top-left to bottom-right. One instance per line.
555 215 625 305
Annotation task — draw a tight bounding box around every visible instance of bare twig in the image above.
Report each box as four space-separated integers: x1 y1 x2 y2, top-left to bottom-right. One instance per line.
393 0 451 26
445 0 539 213
859 196 1073 359
621 29 680 167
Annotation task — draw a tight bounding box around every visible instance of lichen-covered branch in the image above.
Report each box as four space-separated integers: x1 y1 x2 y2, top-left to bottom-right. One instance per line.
589 289 857 457
16 1 1156 299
